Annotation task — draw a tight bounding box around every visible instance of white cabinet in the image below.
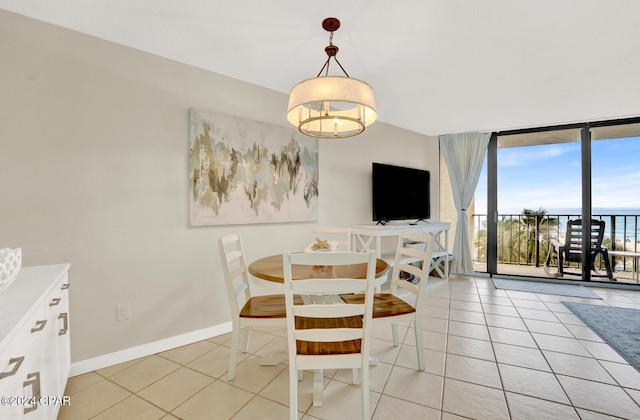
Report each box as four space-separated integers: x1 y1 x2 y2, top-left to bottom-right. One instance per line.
0 264 71 420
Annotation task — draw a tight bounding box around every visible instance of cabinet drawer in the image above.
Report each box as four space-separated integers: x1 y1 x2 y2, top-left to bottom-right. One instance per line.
0 308 45 418
0 343 28 418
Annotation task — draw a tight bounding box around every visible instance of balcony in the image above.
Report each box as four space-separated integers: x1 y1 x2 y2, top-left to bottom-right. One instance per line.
472 212 640 285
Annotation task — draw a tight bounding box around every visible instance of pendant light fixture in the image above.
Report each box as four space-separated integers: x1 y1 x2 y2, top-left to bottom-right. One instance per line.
287 17 377 139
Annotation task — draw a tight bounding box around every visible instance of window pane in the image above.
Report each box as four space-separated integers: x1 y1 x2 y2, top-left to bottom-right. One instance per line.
591 124 640 282
473 155 488 273
496 129 581 276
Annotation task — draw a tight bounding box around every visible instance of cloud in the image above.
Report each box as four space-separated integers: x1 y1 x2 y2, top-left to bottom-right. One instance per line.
498 144 577 167
592 170 640 206
475 138 640 213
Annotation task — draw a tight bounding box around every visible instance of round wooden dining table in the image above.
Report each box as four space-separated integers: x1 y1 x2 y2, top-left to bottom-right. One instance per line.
248 254 390 285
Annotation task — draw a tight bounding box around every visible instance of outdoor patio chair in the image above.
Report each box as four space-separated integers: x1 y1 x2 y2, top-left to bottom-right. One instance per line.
544 219 616 281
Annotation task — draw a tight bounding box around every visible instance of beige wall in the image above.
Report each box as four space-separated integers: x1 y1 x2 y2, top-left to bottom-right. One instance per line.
0 10 439 364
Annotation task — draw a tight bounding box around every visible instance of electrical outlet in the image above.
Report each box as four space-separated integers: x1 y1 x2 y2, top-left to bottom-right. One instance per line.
116 303 131 321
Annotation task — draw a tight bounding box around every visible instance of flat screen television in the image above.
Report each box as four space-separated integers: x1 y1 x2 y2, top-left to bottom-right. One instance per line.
372 162 430 224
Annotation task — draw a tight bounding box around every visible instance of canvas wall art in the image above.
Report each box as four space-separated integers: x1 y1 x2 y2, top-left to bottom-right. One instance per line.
189 109 319 226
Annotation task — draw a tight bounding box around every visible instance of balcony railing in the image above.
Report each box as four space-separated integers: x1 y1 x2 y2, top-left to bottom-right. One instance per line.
472 212 640 279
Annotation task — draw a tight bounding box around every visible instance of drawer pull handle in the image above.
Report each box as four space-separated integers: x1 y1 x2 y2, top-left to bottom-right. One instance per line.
61 283 70 290
59 312 69 336
23 371 41 414
31 320 47 333
0 356 25 380
49 297 61 306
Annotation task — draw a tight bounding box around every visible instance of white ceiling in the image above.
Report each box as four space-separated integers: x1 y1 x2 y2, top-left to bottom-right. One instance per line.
2 0 639 136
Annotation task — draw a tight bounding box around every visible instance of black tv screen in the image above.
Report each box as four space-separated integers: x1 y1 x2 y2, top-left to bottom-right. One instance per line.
372 162 430 223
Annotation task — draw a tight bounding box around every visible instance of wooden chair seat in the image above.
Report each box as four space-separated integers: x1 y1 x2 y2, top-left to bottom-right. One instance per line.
295 316 363 355
239 294 303 318
341 293 416 318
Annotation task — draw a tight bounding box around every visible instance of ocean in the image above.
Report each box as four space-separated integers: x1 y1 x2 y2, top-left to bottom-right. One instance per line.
505 207 640 243
548 208 640 217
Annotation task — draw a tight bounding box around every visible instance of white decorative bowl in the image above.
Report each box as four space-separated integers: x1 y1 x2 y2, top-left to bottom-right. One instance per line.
0 248 22 294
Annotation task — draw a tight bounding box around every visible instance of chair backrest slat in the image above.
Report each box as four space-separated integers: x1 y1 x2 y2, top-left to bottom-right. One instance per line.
294 303 365 319
225 249 243 263
219 234 251 316
228 266 245 281
290 278 367 296
396 262 423 279
562 219 607 259
397 246 425 260
295 328 364 343
389 231 437 308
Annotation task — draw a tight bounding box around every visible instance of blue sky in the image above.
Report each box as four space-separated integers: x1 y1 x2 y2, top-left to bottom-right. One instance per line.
475 136 640 213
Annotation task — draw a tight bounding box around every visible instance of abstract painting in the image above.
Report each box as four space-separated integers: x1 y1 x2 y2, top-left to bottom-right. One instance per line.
189 109 319 226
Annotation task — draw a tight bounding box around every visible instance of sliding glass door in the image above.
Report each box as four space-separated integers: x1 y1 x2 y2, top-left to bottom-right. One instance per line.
474 118 640 284
495 129 581 277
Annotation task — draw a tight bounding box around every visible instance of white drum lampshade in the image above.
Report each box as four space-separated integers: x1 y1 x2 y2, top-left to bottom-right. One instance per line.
287 76 376 138
287 18 377 139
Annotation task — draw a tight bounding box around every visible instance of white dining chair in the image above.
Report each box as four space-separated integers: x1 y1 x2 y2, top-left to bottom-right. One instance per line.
310 226 351 251
342 231 436 371
218 233 302 380
282 250 376 420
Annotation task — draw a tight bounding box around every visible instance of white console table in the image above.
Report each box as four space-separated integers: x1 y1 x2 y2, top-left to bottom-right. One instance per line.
350 222 451 280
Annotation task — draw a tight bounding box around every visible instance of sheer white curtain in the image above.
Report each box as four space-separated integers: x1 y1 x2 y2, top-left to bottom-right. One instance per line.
439 132 490 274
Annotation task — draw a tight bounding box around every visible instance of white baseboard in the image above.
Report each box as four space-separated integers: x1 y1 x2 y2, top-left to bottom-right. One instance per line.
69 322 232 377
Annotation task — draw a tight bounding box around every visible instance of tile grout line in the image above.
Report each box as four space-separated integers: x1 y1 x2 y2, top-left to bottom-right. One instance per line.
476 277 515 420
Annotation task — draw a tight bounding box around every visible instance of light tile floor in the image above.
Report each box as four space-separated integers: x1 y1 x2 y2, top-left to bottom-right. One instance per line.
59 276 640 419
